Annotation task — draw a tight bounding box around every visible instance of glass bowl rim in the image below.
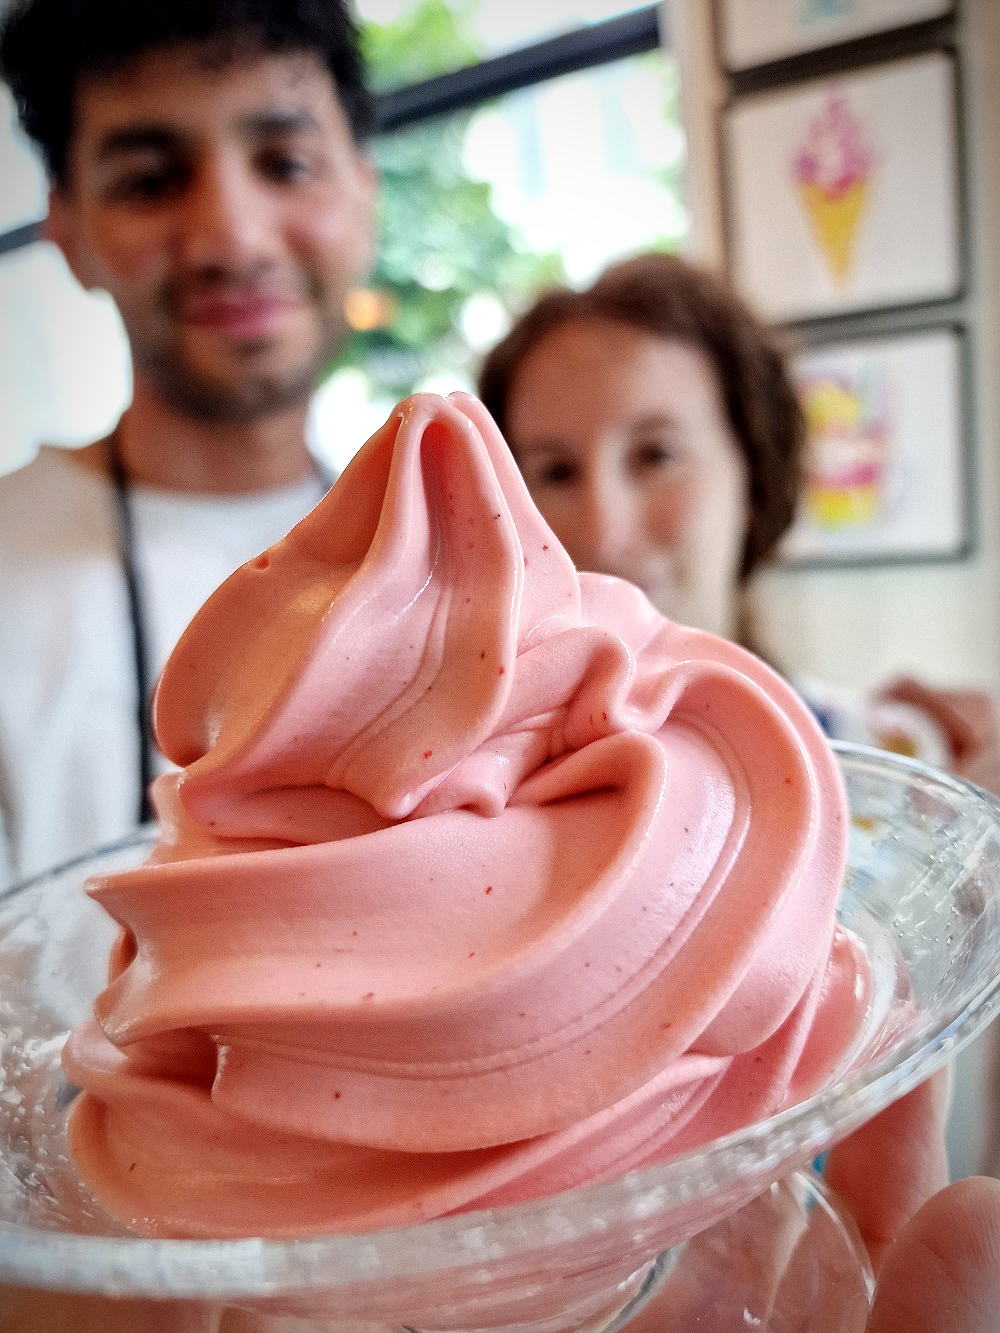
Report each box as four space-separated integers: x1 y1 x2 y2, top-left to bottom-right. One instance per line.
1 741 998 1296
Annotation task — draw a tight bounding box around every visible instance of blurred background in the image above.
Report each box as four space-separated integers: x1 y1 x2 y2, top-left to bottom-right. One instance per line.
0 0 689 478
3 0 1000 791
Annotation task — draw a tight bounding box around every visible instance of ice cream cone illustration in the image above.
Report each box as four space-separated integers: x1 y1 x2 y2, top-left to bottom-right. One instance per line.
794 94 874 285
796 178 869 283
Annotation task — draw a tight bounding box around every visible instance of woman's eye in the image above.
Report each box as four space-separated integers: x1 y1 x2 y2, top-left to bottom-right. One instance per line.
631 442 678 473
525 457 579 487
544 459 580 485
259 152 312 183
513 445 580 488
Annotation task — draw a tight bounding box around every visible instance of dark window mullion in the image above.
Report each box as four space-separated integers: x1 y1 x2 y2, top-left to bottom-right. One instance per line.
0 219 42 256
373 5 663 133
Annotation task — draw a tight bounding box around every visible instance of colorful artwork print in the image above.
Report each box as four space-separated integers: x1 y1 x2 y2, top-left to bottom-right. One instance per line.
781 329 965 566
724 52 959 320
793 94 875 285
799 367 892 530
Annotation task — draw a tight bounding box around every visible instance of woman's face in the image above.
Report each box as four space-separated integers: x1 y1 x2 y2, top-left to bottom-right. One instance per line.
504 317 751 639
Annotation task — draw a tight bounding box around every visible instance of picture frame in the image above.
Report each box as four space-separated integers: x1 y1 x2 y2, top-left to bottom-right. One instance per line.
716 0 955 73
779 325 968 567
722 50 962 322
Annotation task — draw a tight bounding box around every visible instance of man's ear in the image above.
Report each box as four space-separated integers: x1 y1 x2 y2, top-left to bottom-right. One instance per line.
44 188 93 290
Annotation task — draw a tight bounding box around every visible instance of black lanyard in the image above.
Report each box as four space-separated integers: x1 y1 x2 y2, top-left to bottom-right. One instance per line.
108 432 156 826
107 432 336 827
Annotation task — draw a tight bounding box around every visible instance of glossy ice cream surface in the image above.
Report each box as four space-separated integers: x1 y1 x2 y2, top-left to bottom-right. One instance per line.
63 392 869 1238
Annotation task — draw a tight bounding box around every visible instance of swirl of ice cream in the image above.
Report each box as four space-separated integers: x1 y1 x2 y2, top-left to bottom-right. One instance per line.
63 392 868 1239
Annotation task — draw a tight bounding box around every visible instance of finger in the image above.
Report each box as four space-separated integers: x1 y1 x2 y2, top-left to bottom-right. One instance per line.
867 1177 1000 1333
0 1289 220 1332
218 1310 346 1331
823 1071 950 1274
879 678 995 764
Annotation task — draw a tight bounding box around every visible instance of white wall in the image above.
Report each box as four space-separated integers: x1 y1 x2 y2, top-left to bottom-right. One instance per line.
754 0 1000 695
674 0 1000 1183
674 0 1000 696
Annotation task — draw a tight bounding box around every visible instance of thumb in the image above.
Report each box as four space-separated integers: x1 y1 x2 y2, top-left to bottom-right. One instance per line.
867 1176 1000 1333
823 1070 950 1274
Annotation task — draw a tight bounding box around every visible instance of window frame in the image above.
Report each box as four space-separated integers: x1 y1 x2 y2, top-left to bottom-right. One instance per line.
374 6 661 131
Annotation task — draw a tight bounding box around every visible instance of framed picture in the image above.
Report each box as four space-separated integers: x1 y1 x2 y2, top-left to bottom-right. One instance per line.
779 326 967 567
717 0 955 72
722 51 961 321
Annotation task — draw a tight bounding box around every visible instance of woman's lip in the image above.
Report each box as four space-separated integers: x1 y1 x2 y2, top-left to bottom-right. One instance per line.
182 294 298 338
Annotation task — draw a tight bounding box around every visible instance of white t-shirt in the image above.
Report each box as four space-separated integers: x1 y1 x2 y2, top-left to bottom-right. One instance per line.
0 446 329 885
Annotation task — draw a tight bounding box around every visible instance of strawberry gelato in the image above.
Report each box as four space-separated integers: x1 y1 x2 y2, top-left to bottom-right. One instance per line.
63 393 869 1238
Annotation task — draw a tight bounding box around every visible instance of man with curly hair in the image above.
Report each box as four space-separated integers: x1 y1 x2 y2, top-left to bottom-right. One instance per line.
0 0 377 882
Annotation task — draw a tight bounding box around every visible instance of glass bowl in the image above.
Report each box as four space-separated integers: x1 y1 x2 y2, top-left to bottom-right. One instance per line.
1 742 999 1332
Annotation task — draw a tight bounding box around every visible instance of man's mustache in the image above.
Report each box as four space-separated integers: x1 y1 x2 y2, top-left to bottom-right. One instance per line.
161 266 322 316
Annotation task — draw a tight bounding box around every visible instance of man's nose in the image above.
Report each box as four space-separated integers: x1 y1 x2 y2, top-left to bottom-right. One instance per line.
176 158 275 270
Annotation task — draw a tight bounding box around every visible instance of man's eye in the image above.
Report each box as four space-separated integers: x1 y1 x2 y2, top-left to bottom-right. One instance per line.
107 165 183 202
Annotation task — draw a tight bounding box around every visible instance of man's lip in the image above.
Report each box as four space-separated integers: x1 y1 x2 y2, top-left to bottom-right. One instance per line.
181 293 299 337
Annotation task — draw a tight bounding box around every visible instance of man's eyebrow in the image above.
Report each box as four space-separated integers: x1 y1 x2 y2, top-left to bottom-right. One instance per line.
95 125 179 162
94 108 323 162
238 108 324 137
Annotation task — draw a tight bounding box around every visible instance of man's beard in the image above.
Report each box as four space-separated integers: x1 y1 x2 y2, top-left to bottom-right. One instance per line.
132 325 342 424
129 274 346 423
135 346 321 422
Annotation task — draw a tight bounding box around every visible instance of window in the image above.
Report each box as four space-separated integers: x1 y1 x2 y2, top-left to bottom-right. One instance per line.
0 87 130 473
358 1 655 89
317 2 688 471
0 2 688 476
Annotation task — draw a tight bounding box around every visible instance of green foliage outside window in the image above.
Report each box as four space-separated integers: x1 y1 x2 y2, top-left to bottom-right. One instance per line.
332 0 684 399
362 0 482 90
333 0 563 396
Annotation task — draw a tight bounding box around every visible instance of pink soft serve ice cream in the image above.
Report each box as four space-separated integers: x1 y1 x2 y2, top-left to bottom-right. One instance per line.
63 392 869 1238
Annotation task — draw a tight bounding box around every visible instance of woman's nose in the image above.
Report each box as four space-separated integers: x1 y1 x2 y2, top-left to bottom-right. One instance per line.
575 469 642 574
